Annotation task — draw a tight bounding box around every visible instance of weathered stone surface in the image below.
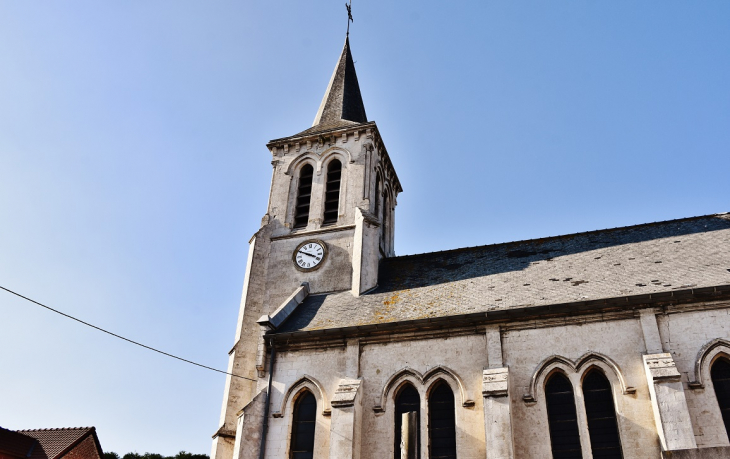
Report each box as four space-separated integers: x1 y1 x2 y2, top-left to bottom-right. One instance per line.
482 368 509 397
331 379 361 408
644 353 698 451
662 446 730 458
231 389 266 459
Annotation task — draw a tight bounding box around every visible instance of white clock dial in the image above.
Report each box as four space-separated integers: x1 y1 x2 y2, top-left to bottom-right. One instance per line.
293 240 327 271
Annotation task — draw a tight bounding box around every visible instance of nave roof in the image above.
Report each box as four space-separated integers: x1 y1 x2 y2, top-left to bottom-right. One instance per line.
278 213 730 333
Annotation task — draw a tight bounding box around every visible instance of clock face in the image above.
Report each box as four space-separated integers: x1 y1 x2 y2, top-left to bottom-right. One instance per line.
293 240 327 271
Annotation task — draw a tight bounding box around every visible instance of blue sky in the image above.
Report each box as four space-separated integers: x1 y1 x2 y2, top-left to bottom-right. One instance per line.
1 0 728 455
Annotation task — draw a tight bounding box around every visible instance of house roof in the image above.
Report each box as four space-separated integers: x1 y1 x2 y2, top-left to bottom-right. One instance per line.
277 213 730 333
16 428 100 459
0 427 37 458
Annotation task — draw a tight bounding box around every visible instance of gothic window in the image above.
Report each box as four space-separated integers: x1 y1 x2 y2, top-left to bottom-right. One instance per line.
394 383 420 459
322 159 342 225
374 173 381 218
294 164 314 228
545 372 583 459
711 357 730 438
583 370 623 459
428 381 457 459
290 391 316 459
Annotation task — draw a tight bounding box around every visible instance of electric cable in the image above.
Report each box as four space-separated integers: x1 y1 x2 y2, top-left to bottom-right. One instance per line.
0 285 257 382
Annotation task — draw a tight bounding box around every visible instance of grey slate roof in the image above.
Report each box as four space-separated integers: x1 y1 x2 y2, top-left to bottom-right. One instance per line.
298 37 368 137
278 214 730 333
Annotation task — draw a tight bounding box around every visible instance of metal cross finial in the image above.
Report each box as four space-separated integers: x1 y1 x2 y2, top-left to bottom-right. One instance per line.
345 0 353 36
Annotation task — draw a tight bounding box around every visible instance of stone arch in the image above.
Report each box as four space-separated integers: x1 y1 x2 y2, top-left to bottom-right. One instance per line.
690 338 730 389
523 352 634 403
285 152 319 176
423 366 474 407
275 374 331 418
374 366 473 412
320 148 350 171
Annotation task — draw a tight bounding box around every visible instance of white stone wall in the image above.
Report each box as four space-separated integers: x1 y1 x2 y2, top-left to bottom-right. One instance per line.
658 307 730 448
503 318 660 458
257 305 730 458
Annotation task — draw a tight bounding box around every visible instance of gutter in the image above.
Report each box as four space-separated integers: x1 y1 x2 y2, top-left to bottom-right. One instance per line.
258 339 276 459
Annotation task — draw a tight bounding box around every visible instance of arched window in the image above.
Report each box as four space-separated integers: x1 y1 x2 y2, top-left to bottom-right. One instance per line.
583 370 623 458
374 173 381 218
294 164 314 229
394 383 420 459
322 159 341 225
428 381 457 459
290 391 316 459
712 358 730 438
545 372 582 459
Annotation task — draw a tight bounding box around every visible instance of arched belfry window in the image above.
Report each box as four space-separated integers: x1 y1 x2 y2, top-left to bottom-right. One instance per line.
583 370 623 459
322 159 342 225
545 372 582 459
374 173 381 218
428 381 457 459
290 391 316 459
711 358 730 438
294 164 314 228
394 384 420 459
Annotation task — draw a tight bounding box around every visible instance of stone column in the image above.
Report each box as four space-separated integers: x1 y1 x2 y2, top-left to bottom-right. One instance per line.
482 325 515 459
329 379 363 459
638 309 697 451
643 354 697 451
482 368 515 459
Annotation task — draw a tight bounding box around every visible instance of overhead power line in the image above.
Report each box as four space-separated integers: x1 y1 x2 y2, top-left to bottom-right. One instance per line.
0 285 256 382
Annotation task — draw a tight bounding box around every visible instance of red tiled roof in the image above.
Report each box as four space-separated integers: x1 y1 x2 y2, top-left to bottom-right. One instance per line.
0 427 37 458
17 428 96 459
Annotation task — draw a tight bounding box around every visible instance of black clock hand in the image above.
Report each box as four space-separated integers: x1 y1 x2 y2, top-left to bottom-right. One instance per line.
299 250 318 258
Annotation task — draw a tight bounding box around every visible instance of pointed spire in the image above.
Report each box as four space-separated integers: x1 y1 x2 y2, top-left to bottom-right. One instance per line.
312 37 368 129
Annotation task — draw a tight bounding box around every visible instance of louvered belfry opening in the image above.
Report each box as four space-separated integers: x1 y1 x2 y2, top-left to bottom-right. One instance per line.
322 159 342 225
290 391 316 459
394 384 420 459
583 370 623 459
546 372 583 459
294 164 314 229
712 358 730 437
428 381 457 459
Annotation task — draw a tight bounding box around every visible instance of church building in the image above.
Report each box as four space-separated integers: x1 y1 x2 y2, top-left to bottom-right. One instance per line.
211 33 730 459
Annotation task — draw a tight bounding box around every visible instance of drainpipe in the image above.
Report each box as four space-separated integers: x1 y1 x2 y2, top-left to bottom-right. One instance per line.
258 338 276 459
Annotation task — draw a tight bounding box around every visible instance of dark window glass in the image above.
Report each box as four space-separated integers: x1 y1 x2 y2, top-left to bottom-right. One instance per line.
546 373 583 459
394 384 420 459
428 382 457 459
583 370 623 459
294 165 314 228
374 175 381 218
290 391 316 459
322 160 341 225
712 358 730 439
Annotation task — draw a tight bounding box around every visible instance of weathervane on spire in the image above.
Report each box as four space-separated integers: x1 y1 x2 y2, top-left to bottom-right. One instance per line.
345 0 353 36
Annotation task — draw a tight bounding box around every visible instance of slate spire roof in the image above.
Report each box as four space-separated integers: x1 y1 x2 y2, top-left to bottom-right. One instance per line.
297 37 368 137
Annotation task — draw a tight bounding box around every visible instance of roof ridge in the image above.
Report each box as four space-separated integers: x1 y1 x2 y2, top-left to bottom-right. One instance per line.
389 212 730 262
18 427 93 432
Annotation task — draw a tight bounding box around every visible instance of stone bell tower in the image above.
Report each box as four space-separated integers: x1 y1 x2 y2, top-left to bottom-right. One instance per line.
211 36 401 459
